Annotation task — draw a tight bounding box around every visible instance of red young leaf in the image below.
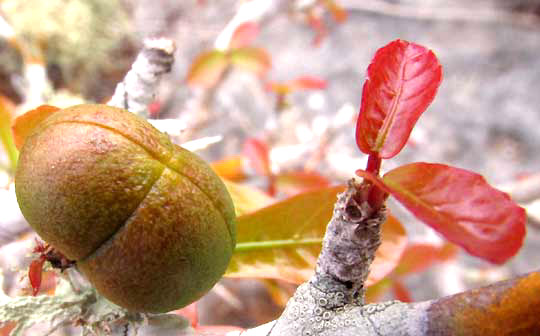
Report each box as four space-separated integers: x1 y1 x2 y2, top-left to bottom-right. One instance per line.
306 11 327 46
229 22 260 49
357 163 526 264
243 138 271 177
28 258 45 296
355 39 442 159
290 76 327 90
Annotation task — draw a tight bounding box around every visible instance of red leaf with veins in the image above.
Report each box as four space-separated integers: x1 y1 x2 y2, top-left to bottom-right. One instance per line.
357 163 526 264
356 39 442 159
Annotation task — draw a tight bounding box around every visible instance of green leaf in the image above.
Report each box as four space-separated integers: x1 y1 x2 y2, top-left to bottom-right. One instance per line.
186 50 229 88
225 186 407 284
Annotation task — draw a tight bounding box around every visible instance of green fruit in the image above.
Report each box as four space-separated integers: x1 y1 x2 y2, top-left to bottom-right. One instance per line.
15 104 236 313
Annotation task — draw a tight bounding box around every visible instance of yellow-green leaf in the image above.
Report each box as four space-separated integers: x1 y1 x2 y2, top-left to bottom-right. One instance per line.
225 185 407 284
222 179 274 216
229 47 271 76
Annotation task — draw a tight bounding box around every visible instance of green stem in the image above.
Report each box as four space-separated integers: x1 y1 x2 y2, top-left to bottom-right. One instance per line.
234 238 322 253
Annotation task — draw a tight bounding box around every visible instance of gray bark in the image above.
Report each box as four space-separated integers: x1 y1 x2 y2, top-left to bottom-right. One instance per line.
108 37 175 117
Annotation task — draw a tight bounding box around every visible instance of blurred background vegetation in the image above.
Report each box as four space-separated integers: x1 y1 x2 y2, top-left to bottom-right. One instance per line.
1 0 540 332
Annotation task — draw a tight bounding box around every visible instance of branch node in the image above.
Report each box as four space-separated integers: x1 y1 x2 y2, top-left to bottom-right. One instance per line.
315 179 387 304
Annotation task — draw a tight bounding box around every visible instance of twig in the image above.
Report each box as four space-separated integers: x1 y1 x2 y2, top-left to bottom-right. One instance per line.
108 38 175 116
315 179 386 302
341 0 540 28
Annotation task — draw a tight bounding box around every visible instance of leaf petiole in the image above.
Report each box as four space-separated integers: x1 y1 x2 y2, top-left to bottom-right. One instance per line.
366 154 382 176
234 238 322 253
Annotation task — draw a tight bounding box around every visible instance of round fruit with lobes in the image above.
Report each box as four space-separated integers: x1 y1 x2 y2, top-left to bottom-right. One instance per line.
15 104 236 313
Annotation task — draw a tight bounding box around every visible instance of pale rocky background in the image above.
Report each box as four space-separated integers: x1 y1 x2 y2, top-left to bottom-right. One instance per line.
1 0 540 330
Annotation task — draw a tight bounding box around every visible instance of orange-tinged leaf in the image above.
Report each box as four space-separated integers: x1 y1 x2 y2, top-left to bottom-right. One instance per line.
266 82 292 95
226 186 407 284
263 279 297 307
366 243 452 302
186 50 229 88
392 280 412 302
323 0 348 22
222 179 274 216
358 163 526 264
365 277 393 303
174 302 198 328
12 105 60 150
229 22 259 49
275 170 330 196
393 242 457 277
266 76 326 96
365 214 407 286
0 322 16 336
355 39 442 159
229 47 271 76
212 155 247 182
